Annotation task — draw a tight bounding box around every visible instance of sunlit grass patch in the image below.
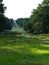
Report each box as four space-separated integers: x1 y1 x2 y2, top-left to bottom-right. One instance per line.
34 34 49 40
41 44 49 47
0 35 49 65
30 47 49 54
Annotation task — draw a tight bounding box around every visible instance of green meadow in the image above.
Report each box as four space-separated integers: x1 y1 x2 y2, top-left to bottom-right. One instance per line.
0 34 49 65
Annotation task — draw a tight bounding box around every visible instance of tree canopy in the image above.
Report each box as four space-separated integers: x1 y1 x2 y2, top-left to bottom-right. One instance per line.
24 0 49 34
0 0 13 32
16 18 29 28
0 0 7 31
0 0 3 2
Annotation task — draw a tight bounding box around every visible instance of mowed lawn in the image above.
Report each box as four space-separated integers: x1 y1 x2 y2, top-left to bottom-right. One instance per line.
0 35 49 65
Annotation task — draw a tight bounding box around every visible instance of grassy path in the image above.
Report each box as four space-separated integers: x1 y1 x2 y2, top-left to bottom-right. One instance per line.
0 35 49 65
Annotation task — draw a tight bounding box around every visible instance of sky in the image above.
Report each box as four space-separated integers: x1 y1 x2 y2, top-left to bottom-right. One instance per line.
3 0 43 19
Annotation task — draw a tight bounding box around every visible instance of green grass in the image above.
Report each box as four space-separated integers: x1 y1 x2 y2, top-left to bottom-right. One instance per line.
0 35 49 65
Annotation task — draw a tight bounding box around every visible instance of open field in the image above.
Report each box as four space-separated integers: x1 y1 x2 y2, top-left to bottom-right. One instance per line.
0 34 49 65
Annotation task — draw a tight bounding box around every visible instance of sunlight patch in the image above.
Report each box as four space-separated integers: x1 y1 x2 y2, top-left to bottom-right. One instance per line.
1 45 25 51
31 48 49 54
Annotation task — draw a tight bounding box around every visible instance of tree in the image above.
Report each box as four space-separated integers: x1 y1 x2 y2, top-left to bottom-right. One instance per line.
32 0 49 33
42 0 49 4
23 18 33 33
6 18 14 30
16 18 29 28
0 0 7 32
24 0 49 34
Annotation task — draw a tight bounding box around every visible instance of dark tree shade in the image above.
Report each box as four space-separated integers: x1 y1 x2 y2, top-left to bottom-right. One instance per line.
6 18 14 30
0 0 3 2
0 0 7 32
0 14 7 31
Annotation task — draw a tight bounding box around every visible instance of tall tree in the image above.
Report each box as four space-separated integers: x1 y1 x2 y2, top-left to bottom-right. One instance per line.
24 0 49 34
0 0 7 32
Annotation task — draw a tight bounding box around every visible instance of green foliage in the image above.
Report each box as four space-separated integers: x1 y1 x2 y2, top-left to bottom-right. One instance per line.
6 18 14 30
0 0 6 13
33 2 49 34
24 21 33 33
24 0 49 34
43 0 49 4
16 18 29 28
0 3 6 13
0 0 6 31
0 14 7 31
0 0 10 32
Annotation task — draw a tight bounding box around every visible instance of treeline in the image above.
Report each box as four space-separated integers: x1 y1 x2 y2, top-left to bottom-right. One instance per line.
0 0 14 32
15 18 29 28
1 0 49 34
15 0 49 34
24 0 49 34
